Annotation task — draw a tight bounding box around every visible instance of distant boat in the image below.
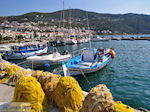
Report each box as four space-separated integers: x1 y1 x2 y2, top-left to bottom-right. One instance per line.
91 36 109 41
3 44 48 60
77 39 83 44
49 38 65 46
26 48 72 67
64 38 77 45
77 38 89 44
62 48 115 76
130 37 135 41
116 38 122 41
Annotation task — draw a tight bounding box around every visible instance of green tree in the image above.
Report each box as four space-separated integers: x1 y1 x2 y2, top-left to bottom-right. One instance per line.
16 35 24 40
3 36 12 40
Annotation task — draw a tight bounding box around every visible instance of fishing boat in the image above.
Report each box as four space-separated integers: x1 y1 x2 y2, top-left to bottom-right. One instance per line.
3 44 48 60
0 46 11 53
26 48 72 67
62 48 115 76
0 43 25 53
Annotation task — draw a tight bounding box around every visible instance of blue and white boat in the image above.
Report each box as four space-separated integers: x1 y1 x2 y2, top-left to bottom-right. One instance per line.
3 44 48 60
62 48 115 76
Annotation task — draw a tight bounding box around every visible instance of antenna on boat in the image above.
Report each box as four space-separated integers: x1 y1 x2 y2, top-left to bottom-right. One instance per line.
62 0 65 28
31 59 34 70
69 8 72 29
86 11 92 48
59 8 63 28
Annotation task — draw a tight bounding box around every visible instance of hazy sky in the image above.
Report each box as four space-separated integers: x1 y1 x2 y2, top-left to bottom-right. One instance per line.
0 0 150 16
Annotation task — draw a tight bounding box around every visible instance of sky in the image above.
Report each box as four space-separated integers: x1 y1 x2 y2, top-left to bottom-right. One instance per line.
0 0 150 16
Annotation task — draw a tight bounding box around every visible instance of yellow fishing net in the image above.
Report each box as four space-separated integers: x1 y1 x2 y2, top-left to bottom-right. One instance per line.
0 53 2 61
32 70 61 102
0 62 23 78
7 69 33 86
0 78 8 83
81 84 114 112
114 101 135 112
4 64 23 77
0 62 23 83
12 76 50 112
0 62 12 70
31 70 44 80
52 76 83 112
0 71 6 74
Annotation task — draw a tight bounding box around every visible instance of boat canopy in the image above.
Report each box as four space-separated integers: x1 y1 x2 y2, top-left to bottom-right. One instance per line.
82 48 95 62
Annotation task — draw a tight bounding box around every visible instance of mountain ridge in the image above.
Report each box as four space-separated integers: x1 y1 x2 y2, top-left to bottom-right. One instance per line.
1 9 150 34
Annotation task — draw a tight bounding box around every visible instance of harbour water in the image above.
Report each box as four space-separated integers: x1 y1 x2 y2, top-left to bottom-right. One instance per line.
52 40 150 110
11 39 150 110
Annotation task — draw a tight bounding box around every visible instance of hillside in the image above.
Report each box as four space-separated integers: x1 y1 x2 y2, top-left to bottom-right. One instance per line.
1 9 150 34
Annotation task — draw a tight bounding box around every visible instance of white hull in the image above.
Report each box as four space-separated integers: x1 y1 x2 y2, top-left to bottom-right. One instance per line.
4 47 48 60
65 39 77 44
26 53 72 66
91 38 109 41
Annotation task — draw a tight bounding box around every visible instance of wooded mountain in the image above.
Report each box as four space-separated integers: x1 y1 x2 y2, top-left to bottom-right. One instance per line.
1 9 150 34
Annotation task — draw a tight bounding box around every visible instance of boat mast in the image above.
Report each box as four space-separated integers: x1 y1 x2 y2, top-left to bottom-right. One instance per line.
62 0 65 38
59 9 63 28
69 8 72 29
86 11 92 48
69 8 73 36
62 0 65 28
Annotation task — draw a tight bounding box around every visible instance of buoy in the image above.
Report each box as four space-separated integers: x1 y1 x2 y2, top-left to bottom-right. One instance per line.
44 63 50 67
49 51 53 54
